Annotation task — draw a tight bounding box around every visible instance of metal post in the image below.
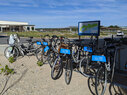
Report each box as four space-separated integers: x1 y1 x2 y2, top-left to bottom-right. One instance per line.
79 35 80 41
118 49 121 70
96 36 99 49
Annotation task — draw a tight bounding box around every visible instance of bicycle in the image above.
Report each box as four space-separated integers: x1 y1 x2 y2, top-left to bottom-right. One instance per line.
4 36 38 60
94 38 122 95
51 37 73 85
79 37 98 78
36 35 60 67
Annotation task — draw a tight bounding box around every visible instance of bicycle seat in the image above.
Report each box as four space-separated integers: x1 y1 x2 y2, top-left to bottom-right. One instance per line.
52 35 58 38
104 38 112 42
29 37 33 39
60 36 65 39
26 39 32 42
107 44 115 49
74 42 81 46
58 43 69 53
74 39 84 42
44 34 50 37
94 49 104 55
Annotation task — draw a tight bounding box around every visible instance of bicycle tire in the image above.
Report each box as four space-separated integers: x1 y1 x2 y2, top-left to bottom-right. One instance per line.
65 58 73 85
4 46 19 60
51 56 63 80
35 47 44 61
88 77 96 95
79 56 91 77
48 52 57 68
95 66 107 95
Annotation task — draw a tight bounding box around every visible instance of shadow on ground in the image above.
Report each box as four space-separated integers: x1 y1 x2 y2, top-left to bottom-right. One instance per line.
88 77 127 95
109 83 127 95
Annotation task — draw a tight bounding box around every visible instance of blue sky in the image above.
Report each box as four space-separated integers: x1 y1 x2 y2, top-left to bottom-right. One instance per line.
0 0 127 28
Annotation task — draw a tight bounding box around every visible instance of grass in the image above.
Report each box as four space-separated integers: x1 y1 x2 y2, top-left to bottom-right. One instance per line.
6 31 79 38
5 31 127 38
8 56 15 63
37 61 43 66
0 65 15 75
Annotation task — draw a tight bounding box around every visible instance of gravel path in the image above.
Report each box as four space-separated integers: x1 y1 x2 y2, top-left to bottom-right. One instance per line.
0 49 126 95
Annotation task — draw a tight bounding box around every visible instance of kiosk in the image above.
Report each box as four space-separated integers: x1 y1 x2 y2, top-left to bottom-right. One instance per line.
78 20 100 49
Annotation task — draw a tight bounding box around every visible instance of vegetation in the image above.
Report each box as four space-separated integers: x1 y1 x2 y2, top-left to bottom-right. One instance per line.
5 30 127 38
37 61 43 66
5 31 109 38
6 31 79 38
0 65 15 75
8 56 15 63
108 25 120 28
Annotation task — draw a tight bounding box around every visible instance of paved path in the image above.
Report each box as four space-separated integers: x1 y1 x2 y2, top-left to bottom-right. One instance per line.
0 36 40 44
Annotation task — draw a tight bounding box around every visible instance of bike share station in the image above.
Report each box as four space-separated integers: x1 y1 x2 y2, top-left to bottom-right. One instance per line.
78 20 127 89
4 20 127 94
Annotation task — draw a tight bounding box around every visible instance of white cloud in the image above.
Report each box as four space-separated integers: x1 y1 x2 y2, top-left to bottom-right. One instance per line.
0 0 38 7
0 0 126 27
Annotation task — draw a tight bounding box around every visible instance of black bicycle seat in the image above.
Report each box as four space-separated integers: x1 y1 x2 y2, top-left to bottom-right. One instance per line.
29 37 33 39
52 35 58 38
104 38 112 41
26 39 32 42
44 34 50 37
74 39 84 42
74 42 81 46
94 49 104 55
107 44 115 49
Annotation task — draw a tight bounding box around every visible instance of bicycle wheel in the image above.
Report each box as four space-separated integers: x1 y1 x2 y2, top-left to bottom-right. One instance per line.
65 58 73 85
87 68 96 95
48 52 57 68
88 77 96 95
79 56 92 77
35 47 44 61
95 66 107 95
4 46 19 60
51 56 63 80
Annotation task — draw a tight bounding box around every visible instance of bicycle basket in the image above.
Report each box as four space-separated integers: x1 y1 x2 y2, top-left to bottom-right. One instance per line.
58 43 69 53
9 34 15 45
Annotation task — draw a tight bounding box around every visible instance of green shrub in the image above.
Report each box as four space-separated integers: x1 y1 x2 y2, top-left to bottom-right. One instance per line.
0 65 15 75
37 61 43 66
8 56 15 63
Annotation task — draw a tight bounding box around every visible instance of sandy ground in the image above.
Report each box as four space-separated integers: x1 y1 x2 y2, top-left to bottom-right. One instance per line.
0 46 126 95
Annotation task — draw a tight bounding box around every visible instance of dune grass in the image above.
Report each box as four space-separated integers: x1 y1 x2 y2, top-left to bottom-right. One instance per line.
5 31 126 38
6 31 79 38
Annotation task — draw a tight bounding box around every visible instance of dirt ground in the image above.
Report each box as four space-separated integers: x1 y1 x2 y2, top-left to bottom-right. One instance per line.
0 52 126 95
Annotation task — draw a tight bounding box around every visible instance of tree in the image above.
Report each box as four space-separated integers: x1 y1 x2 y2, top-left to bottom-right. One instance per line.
108 25 120 28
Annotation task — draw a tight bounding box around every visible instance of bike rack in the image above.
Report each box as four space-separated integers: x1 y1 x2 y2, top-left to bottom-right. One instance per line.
78 21 127 89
